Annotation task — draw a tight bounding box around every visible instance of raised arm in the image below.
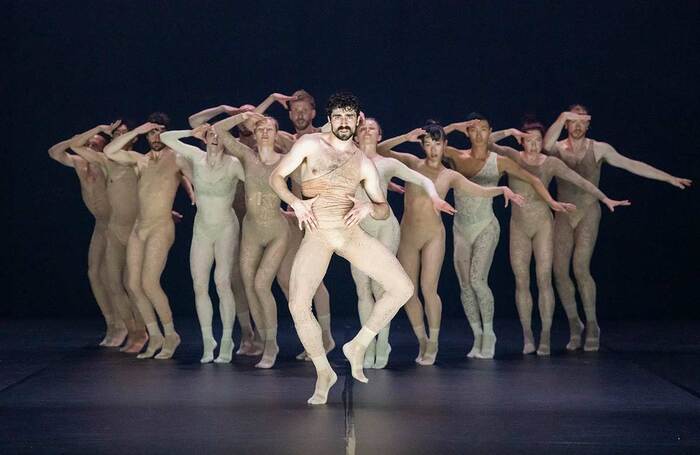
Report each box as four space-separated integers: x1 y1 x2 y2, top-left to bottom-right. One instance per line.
597 142 692 189
48 137 78 167
213 112 259 162
499 156 573 212
549 157 630 212
543 112 591 153
254 92 298 114
104 122 158 166
487 129 529 162
160 129 206 162
269 135 318 230
376 128 424 167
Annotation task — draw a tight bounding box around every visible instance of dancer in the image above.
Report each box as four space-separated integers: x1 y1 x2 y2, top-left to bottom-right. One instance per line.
160 125 245 363
543 105 691 351
213 111 290 369
104 113 188 359
48 125 124 346
355 117 455 369
428 114 572 359
269 92 417 404
69 121 151 352
487 120 630 355
377 121 524 365
275 90 334 361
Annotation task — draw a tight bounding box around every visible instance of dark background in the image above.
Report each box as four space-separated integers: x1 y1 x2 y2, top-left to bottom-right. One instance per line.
5 1 698 322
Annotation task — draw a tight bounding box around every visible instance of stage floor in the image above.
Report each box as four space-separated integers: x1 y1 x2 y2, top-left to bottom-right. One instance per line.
1 317 699 454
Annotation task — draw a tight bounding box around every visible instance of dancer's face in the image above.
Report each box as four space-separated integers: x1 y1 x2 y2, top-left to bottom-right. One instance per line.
466 120 491 146
522 129 543 154
254 118 277 147
205 128 224 153
113 124 129 137
421 136 445 162
87 135 107 152
329 107 359 141
289 99 315 132
147 126 166 151
357 119 382 145
565 105 590 139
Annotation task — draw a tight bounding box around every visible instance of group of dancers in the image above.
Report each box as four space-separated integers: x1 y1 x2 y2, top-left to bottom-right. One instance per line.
49 90 691 404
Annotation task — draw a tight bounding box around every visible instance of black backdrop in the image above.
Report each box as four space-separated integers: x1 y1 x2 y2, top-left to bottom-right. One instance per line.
5 1 698 321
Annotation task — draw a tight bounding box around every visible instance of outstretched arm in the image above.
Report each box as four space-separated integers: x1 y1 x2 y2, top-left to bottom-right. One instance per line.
386 158 456 214
550 157 630 211
269 136 318 230
597 142 692 189
499 156 573 212
488 129 529 162
254 92 298 114
450 171 525 207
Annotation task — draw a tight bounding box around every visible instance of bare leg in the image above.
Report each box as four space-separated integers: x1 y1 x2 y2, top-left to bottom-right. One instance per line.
288 231 336 405
190 228 217 363
572 205 602 351
252 234 288 368
510 221 535 355
416 234 446 366
532 221 555 356
214 222 238 363
397 234 427 362
471 219 500 360
87 224 119 346
454 231 482 358
553 214 584 350
140 222 179 360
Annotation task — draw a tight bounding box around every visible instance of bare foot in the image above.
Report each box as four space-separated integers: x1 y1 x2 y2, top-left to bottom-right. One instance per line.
154 332 181 360
343 341 369 383
566 319 584 351
307 369 338 405
583 323 600 352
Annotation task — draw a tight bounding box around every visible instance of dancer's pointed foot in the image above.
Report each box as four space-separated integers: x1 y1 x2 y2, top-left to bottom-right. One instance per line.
417 340 438 366
373 343 391 369
255 341 279 369
122 331 148 353
154 332 181 360
307 369 338 405
137 332 163 359
215 338 234 363
343 341 369 383
566 318 585 351
583 323 600 352
414 337 427 363
200 337 217 363
476 331 496 359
